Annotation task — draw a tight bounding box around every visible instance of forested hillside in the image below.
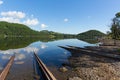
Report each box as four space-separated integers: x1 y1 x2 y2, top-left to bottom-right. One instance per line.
0 21 75 38
0 21 39 37
77 30 106 43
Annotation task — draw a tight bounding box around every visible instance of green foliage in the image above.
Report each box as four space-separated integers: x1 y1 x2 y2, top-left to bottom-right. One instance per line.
77 30 105 43
39 30 76 39
109 13 120 40
115 12 120 18
77 30 105 39
0 21 76 39
110 22 120 39
0 21 39 37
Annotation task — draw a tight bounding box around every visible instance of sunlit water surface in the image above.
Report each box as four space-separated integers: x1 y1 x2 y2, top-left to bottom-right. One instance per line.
0 39 96 79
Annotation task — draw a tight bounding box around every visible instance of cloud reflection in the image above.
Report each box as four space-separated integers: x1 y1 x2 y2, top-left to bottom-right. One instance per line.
15 53 25 61
40 44 48 49
23 47 39 53
64 51 68 55
2 54 11 60
0 46 39 61
0 49 20 55
0 46 39 54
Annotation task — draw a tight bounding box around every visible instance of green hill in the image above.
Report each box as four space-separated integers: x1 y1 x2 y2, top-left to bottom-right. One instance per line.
0 21 75 38
0 21 40 37
77 30 106 43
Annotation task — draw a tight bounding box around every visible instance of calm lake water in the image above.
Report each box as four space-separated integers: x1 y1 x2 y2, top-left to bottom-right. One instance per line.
0 38 96 80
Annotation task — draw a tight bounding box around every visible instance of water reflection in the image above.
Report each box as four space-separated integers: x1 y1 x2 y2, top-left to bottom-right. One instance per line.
23 47 39 53
0 37 62 50
15 61 24 65
0 38 96 65
40 43 48 49
2 54 11 60
0 46 40 69
0 63 3 70
15 53 26 61
0 38 97 79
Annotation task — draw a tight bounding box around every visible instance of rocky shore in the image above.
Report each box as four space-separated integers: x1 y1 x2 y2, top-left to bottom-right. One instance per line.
51 45 120 80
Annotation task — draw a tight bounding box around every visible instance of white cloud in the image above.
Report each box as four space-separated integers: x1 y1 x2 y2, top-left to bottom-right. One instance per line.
0 11 40 26
0 0 3 5
23 18 39 26
0 17 20 23
64 18 69 22
41 23 47 29
1 11 26 19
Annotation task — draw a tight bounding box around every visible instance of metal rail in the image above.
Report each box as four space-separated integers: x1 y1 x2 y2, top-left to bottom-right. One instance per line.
34 53 57 80
0 55 15 80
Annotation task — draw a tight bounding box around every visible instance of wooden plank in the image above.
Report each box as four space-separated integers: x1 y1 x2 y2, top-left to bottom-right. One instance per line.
34 53 57 80
0 55 15 80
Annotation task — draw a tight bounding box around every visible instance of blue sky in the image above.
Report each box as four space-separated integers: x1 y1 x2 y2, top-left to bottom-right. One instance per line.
0 0 120 34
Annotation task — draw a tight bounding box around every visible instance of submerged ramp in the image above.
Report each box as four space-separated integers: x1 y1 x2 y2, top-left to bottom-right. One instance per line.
0 55 15 80
34 53 57 80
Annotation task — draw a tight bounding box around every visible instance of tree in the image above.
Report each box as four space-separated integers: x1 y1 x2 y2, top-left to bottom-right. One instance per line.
115 12 120 18
110 12 120 45
110 18 120 39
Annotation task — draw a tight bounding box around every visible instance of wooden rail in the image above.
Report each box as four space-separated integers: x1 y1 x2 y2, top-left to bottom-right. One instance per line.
34 53 57 80
0 55 15 80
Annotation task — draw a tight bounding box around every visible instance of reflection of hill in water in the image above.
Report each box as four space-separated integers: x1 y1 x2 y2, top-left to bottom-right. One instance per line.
0 37 62 50
78 39 98 44
0 37 98 50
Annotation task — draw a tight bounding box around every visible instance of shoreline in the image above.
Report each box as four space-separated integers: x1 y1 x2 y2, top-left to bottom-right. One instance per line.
52 45 120 80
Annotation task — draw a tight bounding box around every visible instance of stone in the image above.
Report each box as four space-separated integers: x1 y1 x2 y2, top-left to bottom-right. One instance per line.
59 67 68 72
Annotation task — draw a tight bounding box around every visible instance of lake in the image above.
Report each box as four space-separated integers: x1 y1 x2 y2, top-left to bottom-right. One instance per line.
0 38 96 80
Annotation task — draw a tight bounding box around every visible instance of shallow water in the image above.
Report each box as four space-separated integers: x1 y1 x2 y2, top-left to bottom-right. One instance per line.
0 38 96 79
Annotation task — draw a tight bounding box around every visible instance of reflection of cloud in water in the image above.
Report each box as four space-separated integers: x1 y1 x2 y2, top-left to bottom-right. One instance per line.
0 46 39 54
15 53 26 61
1 53 26 61
0 49 20 55
64 51 68 55
23 47 39 53
40 44 48 49
2 54 11 60
0 46 39 60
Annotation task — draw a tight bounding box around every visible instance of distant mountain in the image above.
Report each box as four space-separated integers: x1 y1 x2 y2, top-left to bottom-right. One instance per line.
77 30 106 43
0 21 75 38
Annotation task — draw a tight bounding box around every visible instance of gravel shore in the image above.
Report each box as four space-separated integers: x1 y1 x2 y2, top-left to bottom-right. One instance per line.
51 46 120 80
